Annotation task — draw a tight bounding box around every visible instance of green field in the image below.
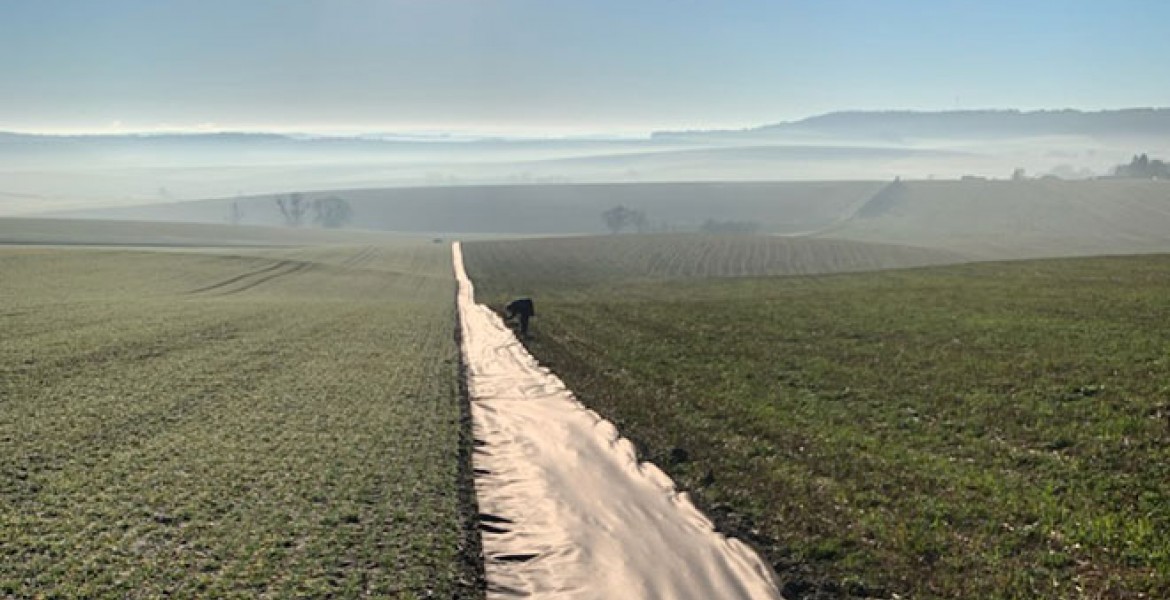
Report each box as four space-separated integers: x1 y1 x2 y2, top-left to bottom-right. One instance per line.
465 235 1170 599
1 242 481 597
467 234 964 289
826 178 1170 260
0 217 413 247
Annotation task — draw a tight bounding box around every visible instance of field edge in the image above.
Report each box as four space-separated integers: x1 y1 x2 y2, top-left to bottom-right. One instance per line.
452 286 488 598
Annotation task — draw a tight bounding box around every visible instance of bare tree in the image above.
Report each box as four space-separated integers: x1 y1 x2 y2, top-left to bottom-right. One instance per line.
276 193 310 227
312 196 353 228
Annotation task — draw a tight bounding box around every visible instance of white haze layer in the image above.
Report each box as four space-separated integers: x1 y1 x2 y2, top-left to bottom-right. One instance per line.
1 125 1166 216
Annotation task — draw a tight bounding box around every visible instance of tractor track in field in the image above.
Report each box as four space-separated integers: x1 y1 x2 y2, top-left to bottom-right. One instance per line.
341 245 379 268
187 261 291 293
220 261 312 295
187 260 312 295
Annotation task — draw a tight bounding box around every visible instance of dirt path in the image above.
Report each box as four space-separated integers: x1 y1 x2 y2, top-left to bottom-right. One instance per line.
453 242 783 600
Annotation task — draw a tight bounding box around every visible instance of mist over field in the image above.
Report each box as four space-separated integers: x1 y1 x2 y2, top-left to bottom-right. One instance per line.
4 108 1170 216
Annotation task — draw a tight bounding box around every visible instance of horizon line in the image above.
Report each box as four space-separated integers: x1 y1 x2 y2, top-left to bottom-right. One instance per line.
4 105 1168 139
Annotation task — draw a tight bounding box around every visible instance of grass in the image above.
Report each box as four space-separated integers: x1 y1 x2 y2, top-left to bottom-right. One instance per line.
0 243 481 598
465 237 1170 600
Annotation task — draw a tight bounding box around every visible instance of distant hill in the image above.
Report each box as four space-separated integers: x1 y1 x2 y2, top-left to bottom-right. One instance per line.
821 178 1170 259
0 217 406 247
0 131 659 169
41 178 1170 262
6 109 1170 216
0 133 931 212
48 181 885 235
20 177 1170 263
653 108 1170 142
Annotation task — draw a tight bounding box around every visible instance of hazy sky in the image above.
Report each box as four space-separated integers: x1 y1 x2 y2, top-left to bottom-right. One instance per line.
3 0 1168 135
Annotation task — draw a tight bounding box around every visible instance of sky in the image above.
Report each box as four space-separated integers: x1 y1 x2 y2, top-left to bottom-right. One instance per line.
2 0 1169 136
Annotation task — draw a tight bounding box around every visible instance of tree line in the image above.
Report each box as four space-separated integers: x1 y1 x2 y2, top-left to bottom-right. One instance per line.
276 193 353 228
227 194 355 228
1114 154 1170 179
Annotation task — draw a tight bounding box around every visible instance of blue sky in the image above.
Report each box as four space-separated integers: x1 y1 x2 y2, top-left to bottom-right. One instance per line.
2 0 1168 135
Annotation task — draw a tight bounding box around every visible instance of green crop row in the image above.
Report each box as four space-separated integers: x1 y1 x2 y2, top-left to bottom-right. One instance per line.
465 233 964 291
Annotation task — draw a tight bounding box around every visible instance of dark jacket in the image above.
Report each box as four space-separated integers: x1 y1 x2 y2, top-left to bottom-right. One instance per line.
505 298 535 318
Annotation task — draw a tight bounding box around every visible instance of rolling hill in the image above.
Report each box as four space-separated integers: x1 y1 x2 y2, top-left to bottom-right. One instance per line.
653 108 1170 142
22 176 1170 262
821 178 1170 258
6 108 1169 215
47 181 885 235
0 217 412 247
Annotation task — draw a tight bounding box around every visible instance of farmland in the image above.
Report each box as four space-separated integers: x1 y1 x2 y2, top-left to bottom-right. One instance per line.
464 235 1170 599
0 240 481 597
825 178 1170 260
47 181 883 236
36 178 1170 263
0 217 407 247
465 234 965 290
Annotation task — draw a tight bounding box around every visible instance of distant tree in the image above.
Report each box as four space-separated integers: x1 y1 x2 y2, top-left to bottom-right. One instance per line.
601 206 650 234
1114 153 1170 179
603 205 632 234
276 193 310 227
312 196 353 228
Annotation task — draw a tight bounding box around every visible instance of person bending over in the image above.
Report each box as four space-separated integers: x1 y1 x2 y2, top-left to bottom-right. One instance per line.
505 297 535 337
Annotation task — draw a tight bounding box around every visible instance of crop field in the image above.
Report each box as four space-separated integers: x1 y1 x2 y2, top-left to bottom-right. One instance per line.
0 242 480 598
465 234 966 290
0 217 407 247
826 178 1170 260
465 237 1170 599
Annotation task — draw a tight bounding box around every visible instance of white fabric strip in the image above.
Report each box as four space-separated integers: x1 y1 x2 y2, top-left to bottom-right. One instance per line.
453 242 784 600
